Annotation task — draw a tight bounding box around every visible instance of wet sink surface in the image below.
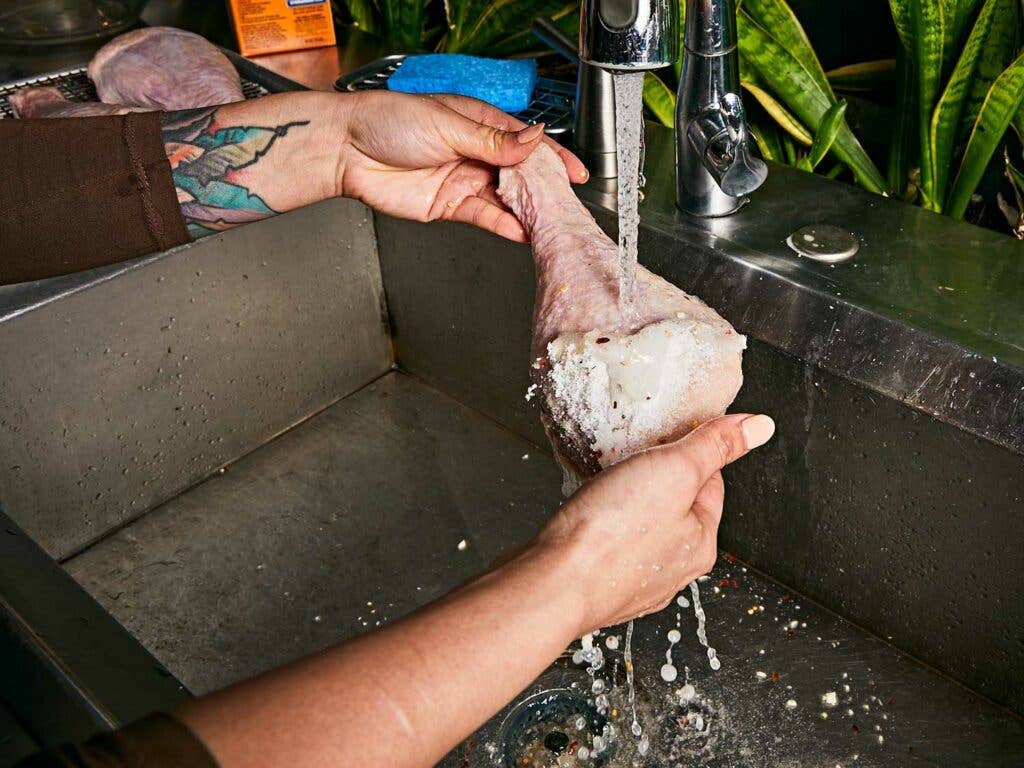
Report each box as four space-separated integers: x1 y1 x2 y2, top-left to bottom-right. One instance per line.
64 372 1023 765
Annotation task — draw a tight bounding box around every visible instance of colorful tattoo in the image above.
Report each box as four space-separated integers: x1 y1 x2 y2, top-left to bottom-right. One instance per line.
161 107 309 238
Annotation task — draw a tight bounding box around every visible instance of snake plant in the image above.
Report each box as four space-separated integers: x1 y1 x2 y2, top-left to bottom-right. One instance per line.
335 0 577 55
645 0 1024 231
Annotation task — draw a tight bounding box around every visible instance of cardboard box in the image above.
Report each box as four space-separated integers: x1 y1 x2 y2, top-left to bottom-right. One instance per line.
227 0 337 57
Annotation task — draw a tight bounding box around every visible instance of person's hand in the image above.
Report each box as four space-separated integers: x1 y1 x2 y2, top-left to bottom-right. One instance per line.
336 90 588 242
536 413 775 635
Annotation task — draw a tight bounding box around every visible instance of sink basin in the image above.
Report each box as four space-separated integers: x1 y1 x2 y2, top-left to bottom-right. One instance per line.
1 124 1022 763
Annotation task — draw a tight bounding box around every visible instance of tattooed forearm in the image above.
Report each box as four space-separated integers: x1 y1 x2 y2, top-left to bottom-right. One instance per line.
161 107 309 239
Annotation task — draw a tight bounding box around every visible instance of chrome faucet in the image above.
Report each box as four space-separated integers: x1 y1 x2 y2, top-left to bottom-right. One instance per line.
676 0 767 215
533 2 675 178
534 0 764 212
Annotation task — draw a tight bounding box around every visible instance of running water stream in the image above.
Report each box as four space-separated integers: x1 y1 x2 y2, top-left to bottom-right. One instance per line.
612 71 646 318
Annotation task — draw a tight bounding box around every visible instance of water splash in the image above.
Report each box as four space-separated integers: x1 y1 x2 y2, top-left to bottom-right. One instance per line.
689 580 721 671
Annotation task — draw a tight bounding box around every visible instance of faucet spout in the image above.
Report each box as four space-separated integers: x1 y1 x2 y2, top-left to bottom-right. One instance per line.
676 0 766 216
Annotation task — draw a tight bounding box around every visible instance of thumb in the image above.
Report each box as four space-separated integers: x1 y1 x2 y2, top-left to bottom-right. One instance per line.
445 114 546 167
674 413 775 488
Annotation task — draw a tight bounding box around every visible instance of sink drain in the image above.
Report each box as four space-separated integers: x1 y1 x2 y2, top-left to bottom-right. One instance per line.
499 689 611 767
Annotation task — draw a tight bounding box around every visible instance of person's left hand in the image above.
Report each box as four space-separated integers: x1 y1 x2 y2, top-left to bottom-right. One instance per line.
336 90 589 242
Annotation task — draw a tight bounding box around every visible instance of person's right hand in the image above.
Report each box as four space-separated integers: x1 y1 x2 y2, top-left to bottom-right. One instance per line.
536 413 775 635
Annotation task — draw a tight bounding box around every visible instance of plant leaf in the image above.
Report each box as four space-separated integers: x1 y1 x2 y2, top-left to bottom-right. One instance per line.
379 0 426 51
339 0 379 34
908 0 945 210
741 81 813 145
749 121 783 163
736 10 887 191
960 0 1019 143
888 48 918 195
951 0 985 46
782 133 797 165
442 0 575 54
826 59 897 93
930 0 1001 208
889 0 914 51
808 100 848 169
643 72 676 127
742 0 834 99
947 50 1024 218
825 162 848 179
486 4 579 56
674 0 687 81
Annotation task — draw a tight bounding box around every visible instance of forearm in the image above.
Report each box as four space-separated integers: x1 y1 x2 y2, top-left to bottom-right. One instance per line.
177 541 585 768
162 92 348 238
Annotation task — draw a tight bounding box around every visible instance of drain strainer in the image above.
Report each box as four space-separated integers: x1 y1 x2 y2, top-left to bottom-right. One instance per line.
786 224 859 263
499 689 610 767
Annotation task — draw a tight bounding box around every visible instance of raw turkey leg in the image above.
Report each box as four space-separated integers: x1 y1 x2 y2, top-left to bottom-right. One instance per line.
9 87 149 119
498 143 745 480
88 27 243 110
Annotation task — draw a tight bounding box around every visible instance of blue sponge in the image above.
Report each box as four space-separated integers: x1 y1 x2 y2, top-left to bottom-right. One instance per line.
387 54 537 114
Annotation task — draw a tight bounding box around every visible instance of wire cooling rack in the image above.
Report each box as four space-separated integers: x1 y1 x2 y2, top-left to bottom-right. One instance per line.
335 54 576 135
0 67 268 119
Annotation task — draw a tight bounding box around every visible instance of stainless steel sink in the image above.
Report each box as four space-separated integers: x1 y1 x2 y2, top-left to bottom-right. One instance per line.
1 123 1022 764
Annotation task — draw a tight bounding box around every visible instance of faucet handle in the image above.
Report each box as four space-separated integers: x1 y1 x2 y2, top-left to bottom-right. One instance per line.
687 93 767 198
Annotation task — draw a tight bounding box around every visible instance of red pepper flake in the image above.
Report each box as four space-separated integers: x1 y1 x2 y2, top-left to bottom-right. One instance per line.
596 337 610 344
731 579 739 588
594 450 603 458
769 672 779 682
851 724 860 734
786 630 796 638
718 579 730 587
723 553 737 563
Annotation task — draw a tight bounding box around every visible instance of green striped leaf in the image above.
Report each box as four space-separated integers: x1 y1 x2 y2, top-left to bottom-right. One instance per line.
736 10 887 192
889 0 914 51
947 51 1024 218
908 0 945 209
959 0 1019 143
808 100 848 169
743 0 834 99
643 72 677 127
950 0 985 52
826 59 897 92
930 0 1001 208
741 81 813 145
940 0 961 74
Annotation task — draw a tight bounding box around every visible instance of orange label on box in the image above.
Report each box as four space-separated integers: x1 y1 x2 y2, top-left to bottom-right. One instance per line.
227 0 336 57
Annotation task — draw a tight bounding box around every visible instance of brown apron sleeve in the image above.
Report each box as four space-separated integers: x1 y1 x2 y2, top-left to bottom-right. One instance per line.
13 713 220 768
0 112 190 286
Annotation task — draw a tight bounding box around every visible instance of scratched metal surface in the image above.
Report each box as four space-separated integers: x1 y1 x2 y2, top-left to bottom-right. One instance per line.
63 373 1024 765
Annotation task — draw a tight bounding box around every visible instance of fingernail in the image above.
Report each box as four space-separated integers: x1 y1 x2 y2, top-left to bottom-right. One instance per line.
517 123 545 143
741 415 775 450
